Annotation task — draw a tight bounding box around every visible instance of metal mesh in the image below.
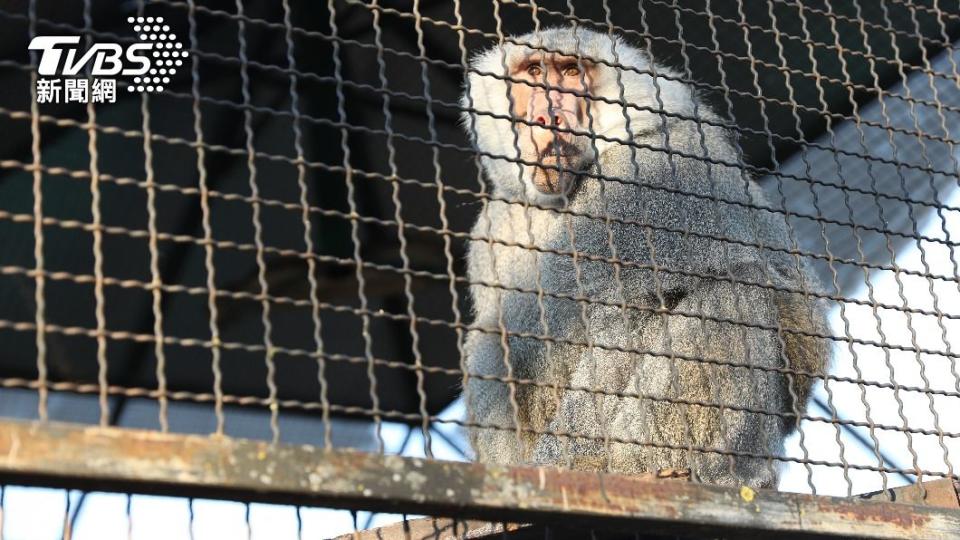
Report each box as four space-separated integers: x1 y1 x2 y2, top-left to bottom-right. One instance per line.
0 484 726 540
1 0 960 537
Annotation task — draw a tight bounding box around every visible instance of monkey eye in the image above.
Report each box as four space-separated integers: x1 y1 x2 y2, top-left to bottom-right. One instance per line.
562 64 581 77
526 64 543 77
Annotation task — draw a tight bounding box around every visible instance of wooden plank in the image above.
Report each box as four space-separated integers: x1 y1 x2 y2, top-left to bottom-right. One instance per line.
860 479 960 509
0 420 957 539
340 480 960 540
329 519 522 540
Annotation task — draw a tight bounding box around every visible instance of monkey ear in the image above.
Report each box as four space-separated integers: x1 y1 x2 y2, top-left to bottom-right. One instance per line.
460 47 522 158
460 46 505 135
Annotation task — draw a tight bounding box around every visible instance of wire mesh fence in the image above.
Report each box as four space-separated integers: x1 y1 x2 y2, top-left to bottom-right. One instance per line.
1 0 960 538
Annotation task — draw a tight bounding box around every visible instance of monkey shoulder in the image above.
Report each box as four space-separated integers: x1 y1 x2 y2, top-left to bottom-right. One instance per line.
566 138 814 316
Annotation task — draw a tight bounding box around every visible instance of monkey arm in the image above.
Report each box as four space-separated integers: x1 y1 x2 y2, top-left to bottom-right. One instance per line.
463 329 526 465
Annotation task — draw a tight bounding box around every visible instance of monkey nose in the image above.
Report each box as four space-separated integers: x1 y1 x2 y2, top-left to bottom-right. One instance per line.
534 113 564 126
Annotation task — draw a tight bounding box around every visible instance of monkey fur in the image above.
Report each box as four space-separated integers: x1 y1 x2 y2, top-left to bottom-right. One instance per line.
460 28 829 488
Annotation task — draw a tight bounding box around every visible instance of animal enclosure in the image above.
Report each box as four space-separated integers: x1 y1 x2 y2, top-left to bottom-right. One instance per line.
0 0 960 538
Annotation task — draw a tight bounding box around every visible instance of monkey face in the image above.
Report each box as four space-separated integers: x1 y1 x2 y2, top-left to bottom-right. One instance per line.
511 53 596 197
464 30 694 203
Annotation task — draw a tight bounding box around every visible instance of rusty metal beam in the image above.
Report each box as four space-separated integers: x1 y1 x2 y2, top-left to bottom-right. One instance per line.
0 420 957 539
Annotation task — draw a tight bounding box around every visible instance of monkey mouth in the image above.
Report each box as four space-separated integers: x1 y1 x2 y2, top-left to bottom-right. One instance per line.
530 140 585 196
538 140 582 160
531 161 580 195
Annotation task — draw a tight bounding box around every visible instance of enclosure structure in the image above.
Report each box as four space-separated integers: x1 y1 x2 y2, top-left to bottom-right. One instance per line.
0 0 960 538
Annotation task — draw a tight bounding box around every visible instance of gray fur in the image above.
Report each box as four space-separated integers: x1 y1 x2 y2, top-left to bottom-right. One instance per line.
461 28 829 488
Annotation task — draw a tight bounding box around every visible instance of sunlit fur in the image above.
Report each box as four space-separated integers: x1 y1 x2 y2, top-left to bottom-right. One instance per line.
461 27 830 488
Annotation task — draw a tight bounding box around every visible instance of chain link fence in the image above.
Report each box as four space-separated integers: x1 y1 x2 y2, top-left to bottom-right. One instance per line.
0 0 959 538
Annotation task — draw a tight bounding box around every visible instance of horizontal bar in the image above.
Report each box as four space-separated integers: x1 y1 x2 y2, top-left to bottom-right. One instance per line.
860 479 960 509
344 482 960 540
0 420 957 539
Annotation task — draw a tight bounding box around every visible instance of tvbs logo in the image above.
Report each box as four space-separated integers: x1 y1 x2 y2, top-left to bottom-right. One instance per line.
28 16 188 104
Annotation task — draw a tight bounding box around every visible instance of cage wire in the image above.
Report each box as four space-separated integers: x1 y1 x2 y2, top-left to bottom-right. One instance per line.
0 0 959 538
